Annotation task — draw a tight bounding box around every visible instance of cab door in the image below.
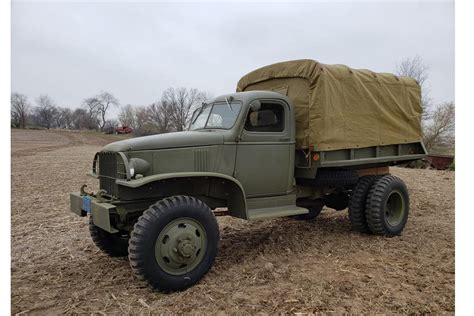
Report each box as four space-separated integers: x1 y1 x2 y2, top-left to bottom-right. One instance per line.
234 99 293 197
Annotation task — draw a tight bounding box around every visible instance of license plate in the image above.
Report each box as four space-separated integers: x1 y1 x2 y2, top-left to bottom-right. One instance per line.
82 196 92 213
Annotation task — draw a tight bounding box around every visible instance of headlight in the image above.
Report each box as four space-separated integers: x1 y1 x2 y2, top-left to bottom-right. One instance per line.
128 158 150 179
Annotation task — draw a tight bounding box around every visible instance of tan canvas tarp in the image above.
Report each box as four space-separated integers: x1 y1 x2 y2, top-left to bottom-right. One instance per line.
236 59 423 151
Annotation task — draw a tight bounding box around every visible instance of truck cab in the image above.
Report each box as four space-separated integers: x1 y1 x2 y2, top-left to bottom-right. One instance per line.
188 91 296 197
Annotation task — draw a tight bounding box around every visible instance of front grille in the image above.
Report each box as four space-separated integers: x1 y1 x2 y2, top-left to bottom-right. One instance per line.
96 152 127 197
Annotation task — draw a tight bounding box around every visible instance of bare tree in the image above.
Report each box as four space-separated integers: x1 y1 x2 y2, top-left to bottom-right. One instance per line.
118 104 136 128
135 106 150 131
117 87 209 136
96 91 119 132
11 92 30 128
72 108 85 130
423 102 455 152
34 94 58 129
148 101 174 133
83 97 101 127
73 107 98 130
162 87 207 131
396 55 431 119
55 107 73 129
127 106 158 136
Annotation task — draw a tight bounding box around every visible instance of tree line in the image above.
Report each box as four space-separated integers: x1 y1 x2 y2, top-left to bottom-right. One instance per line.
10 87 208 136
11 56 454 153
117 88 209 135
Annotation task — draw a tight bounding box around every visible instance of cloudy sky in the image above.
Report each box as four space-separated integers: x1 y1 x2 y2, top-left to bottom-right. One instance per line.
12 1 454 117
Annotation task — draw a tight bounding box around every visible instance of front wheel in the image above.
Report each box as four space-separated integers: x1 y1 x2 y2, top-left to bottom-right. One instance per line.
128 196 219 292
365 175 409 236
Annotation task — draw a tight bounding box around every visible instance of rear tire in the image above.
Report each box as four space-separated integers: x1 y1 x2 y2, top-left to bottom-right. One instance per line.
365 175 409 236
128 195 219 292
89 216 129 257
348 176 380 233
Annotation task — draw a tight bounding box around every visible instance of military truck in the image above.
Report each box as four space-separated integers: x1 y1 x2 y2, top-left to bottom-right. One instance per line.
70 59 426 292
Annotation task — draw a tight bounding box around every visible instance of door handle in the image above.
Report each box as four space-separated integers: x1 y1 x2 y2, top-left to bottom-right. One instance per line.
280 137 291 141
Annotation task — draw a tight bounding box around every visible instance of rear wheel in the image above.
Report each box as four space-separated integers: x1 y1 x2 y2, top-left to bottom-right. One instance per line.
365 175 409 236
348 176 380 233
89 216 129 257
128 196 219 292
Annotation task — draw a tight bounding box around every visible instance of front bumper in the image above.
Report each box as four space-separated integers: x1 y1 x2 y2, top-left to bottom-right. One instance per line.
70 192 118 233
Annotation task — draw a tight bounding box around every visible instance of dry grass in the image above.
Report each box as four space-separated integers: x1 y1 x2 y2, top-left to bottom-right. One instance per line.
11 129 454 314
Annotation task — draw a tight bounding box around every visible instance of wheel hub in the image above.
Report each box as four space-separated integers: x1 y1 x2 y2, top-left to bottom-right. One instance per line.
385 190 405 227
177 237 196 258
155 218 207 275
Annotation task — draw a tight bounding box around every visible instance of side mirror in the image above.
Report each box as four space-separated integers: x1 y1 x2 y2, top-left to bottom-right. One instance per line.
249 100 261 112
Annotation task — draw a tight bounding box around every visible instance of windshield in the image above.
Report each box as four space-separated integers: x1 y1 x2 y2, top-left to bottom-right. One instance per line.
189 101 242 130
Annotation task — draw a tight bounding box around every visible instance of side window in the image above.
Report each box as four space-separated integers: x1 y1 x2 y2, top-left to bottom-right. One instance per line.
244 102 285 132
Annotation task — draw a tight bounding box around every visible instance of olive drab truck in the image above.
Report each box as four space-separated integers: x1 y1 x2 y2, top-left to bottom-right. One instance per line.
70 59 426 292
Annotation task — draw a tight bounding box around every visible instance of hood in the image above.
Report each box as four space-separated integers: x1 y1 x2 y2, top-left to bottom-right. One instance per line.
101 130 225 152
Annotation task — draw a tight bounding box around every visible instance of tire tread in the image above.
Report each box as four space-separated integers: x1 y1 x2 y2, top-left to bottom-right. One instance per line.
348 175 380 233
365 175 409 236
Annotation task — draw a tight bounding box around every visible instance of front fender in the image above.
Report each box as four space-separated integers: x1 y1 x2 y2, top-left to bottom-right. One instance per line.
116 172 248 219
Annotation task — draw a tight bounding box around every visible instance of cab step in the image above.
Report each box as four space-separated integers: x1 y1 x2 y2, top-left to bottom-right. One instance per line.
247 205 309 220
246 195 308 220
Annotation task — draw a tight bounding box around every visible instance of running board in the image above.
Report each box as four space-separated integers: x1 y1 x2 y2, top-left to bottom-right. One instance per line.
246 194 308 220
247 205 308 220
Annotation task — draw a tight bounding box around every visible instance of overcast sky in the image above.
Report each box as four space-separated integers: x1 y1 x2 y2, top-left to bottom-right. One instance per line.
12 1 454 118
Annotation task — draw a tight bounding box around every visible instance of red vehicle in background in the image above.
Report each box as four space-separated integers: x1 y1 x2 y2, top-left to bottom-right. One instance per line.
114 126 133 134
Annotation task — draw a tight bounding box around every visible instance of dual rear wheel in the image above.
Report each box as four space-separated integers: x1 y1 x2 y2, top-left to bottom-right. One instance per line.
348 174 409 236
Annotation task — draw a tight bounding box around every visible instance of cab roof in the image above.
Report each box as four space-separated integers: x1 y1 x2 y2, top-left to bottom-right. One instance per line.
205 90 290 106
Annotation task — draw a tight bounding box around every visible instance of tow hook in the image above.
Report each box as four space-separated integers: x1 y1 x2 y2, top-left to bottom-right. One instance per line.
96 189 109 203
80 184 94 196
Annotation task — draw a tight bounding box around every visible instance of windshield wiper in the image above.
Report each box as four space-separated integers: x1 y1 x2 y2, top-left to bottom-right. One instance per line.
224 97 234 113
192 103 207 124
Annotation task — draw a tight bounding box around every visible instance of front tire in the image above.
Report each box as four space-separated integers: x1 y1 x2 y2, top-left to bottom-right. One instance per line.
365 175 409 236
128 196 219 292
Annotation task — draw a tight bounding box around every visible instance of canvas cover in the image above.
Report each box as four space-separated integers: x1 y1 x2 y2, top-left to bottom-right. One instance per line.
236 59 423 151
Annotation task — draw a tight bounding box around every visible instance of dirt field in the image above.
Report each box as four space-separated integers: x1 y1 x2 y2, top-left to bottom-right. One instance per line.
11 129 455 314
